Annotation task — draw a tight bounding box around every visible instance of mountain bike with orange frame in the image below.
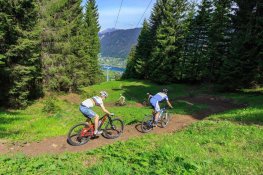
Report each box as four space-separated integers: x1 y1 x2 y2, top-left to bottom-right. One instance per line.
67 114 124 146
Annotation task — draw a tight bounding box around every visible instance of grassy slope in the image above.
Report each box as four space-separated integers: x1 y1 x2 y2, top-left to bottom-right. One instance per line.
1 121 262 175
0 81 262 174
209 88 263 124
0 80 205 142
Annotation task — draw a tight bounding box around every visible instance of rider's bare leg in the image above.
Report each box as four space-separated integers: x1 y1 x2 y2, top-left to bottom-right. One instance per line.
85 118 91 127
94 114 100 132
154 111 160 126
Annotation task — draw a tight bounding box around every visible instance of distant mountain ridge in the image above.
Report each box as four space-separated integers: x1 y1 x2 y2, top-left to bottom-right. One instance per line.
99 28 117 35
99 28 142 58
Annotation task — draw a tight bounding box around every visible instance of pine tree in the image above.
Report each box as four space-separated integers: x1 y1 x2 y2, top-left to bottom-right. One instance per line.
256 1 263 84
180 2 197 81
145 0 164 77
83 0 101 84
0 0 13 105
0 0 42 108
133 20 152 79
219 0 263 89
150 0 188 83
40 0 100 92
183 0 213 82
122 47 137 79
40 0 78 91
207 0 232 82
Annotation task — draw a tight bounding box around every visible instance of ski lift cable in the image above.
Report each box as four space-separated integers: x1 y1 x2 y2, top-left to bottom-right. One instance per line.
114 0 124 28
135 0 153 28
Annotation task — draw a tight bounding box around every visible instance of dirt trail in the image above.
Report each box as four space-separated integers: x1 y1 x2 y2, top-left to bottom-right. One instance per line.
0 95 242 156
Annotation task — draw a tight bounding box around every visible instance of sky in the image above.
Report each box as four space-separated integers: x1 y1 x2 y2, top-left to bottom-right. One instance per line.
81 0 157 31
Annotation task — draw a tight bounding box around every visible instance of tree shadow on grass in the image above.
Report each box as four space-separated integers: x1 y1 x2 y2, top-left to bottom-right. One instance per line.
0 126 22 140
178 95 247 120
216 90 263 125
120 85 213 117
120 84 182 105
207 106 263 125
126 119 141 125
117 83 263 125
0 110 24 122
0 109 25 139
114 85 153 103
0 109 21 115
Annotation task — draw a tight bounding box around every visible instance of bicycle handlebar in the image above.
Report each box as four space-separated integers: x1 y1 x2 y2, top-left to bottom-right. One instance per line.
105 113 114 117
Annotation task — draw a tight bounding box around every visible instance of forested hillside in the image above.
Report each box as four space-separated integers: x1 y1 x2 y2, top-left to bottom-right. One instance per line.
99 28 141 58
0 0 101 108
123 0 263 90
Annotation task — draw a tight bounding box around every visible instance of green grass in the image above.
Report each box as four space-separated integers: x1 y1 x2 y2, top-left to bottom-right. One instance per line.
209 88 263 124
86 121 263 175
1 121 262 175
0 80 205 142
81 80 191 102
0 81 263 174
0 99 82 142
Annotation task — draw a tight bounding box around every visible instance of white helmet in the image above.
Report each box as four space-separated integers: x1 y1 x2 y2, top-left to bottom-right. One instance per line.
162 88 168 94
100 91 108 98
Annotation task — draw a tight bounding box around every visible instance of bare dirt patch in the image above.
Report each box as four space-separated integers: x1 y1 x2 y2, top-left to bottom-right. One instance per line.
135 102 144 107
59 93 82 104
177 95 245 119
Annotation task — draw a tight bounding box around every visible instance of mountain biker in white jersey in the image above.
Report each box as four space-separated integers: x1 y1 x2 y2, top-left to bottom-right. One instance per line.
149 89 173 127
79 91 113 135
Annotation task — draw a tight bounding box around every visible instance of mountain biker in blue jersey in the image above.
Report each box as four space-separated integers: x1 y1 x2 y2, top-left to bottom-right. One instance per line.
149 89 173 127
79 91 113 135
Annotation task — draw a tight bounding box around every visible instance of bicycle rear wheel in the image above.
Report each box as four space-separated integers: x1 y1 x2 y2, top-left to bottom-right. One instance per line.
67 123 93 146
160 112 171 128
141 115 153 133
103 118 124 139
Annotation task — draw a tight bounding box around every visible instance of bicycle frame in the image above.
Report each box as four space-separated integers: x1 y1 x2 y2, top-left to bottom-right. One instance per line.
153 108 166 121
80 125 94 137
81 114 113 137
98 114 112 129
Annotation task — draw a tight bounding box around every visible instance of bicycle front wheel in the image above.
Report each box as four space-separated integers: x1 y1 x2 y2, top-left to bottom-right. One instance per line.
160 112 171 128
141 115 153 133
103 118 124 139
67 123 92 146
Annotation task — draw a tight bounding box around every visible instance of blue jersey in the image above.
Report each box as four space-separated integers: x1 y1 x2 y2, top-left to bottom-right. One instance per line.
152 92 168 102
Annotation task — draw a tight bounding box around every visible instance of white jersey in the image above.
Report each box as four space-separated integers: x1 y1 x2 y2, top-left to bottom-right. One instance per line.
152 92 169 102
81 96 103 108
